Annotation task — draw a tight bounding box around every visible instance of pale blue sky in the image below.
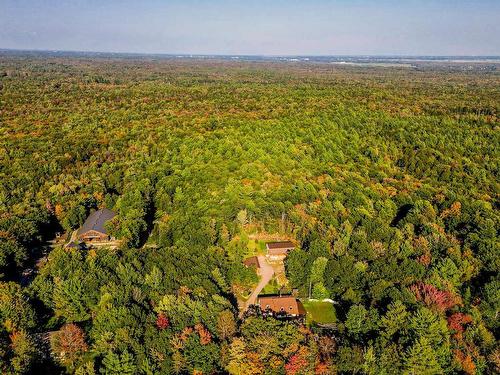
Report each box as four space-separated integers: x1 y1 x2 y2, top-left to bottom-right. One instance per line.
1 0 499 55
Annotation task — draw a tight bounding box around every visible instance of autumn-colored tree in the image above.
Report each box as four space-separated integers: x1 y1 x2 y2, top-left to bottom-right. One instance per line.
156 313 170 330
178 285 192 297
454 350 476 375
195 323 212 345
285 352 308 375
418 251 432 267
488 348 500 374
50 323 88 369
414 236 431 266
54 203 64 219
226 338 264 375
410 282 459 313
446 312 472 339
217 310 236 340
317 336 336 362
246 352 265 375
440 201 461 218
285 347 314 375
9 330 35 374
226 339 247 375
315 361 333 374
180 327 194 342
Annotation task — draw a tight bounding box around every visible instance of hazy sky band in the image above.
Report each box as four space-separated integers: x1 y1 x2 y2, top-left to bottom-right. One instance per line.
1 0 499 55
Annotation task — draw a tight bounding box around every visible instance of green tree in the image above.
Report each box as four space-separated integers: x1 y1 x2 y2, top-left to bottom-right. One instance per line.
345 305 379 338
380 300 408 339
310 257 328 285
312 283 330 299
100 350 136 375
404 337 443 375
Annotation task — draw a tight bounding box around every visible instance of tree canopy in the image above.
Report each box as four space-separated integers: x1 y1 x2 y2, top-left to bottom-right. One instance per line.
0 54 498 374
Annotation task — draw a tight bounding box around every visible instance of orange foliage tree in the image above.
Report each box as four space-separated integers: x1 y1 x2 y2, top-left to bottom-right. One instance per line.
50 323 88 368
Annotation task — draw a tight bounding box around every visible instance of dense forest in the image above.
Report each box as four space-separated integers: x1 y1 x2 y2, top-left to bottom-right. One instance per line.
0 54 498 374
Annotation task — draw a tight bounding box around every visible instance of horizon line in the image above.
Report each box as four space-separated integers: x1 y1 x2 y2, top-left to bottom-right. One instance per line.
1 47 499 59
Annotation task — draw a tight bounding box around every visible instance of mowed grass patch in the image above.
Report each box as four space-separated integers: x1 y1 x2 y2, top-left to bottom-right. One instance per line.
245 238 266 257
245 238 257 256
302 300 337 325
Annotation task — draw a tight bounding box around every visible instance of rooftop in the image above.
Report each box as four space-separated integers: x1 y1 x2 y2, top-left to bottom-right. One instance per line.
77 208 116 236
258 295 306 316
243 256 260 268
266 241 295 250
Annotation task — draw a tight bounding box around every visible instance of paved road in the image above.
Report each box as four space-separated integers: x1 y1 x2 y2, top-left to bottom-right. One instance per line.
240 255 274 317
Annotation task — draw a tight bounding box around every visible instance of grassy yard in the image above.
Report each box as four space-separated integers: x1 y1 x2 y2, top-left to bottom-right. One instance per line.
246 238 266 256
302 300 337 325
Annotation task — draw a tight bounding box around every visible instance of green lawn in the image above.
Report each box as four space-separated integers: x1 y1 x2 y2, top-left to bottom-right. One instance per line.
302 300 337 325
245 238 266 257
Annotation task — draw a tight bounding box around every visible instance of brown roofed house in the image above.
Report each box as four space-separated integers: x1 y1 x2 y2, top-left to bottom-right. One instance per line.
243 256 260 269
258 295 306 318
77 208 116 243
266 241 295 260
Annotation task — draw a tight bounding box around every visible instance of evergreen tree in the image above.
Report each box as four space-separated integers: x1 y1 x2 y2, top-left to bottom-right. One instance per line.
404 337 443 375
100 350 136 375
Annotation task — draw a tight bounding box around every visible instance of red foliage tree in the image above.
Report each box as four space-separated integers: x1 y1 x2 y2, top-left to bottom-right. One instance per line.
285 348 310 375
410 282 459 313
447 312 473 339
156 313 170 330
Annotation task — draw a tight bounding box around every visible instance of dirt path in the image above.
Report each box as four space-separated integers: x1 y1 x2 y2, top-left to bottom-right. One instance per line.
63 230 77 247
239 255 274 317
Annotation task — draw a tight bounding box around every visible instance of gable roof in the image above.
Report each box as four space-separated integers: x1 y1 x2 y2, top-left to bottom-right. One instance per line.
77 208 116 236
258 295 306 316
243 256 260 268
266 241 295 250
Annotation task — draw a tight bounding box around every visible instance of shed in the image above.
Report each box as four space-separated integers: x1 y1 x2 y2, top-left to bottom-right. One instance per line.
243 256 260 269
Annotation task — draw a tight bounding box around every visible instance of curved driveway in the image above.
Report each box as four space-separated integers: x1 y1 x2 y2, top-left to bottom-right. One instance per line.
239 255 274 317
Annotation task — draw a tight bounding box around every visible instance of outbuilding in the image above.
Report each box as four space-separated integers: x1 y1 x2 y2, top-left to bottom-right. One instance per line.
243 256 260 269
266 241 295 260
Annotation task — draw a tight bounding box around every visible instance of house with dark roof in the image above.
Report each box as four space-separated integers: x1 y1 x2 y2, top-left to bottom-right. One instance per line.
77 208 116 243
258 295 306 319
266 241 295 260
243 256 261 276
243 256 260 269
